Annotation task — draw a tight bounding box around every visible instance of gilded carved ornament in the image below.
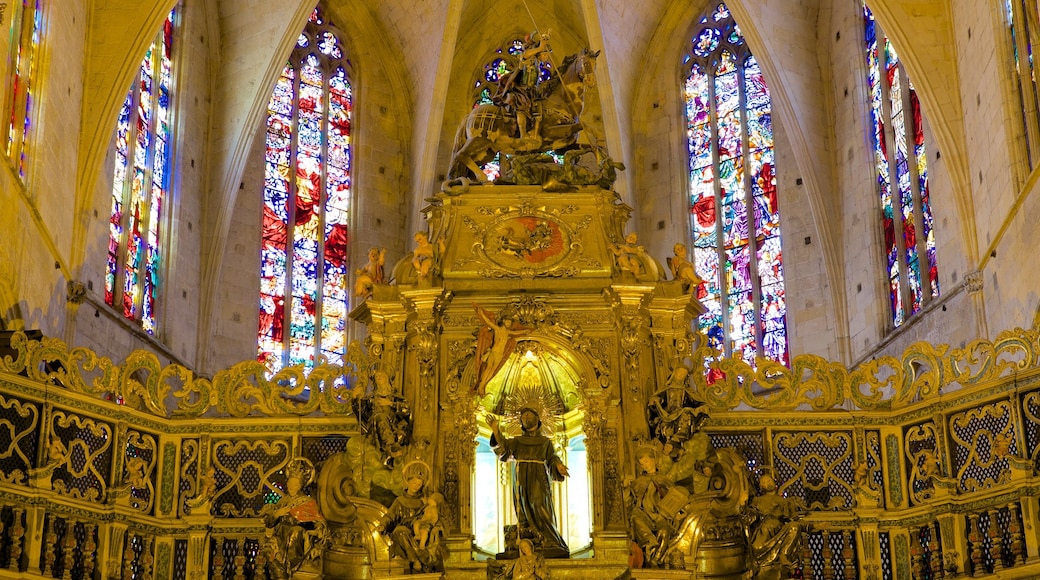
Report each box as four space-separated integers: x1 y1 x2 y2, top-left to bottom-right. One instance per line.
1 318 1038 420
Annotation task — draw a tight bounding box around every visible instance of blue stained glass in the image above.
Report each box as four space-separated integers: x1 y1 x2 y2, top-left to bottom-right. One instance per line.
694 28 721 57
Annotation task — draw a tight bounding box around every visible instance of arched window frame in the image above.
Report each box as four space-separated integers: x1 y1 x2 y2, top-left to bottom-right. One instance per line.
681 2 789 367
105 7 177 335
6 0 43 180
257 5 353 372
862 4 939 329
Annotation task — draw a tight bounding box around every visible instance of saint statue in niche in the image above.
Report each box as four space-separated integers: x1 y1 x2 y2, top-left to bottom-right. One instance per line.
487 407 570 559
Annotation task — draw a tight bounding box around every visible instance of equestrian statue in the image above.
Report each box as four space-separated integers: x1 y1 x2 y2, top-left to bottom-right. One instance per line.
447 32 608 187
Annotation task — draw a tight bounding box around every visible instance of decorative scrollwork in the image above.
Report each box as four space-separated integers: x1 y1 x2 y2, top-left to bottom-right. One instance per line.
688 322 1040 411
773 431 855 510
949 401 1013 492
50 411 113 501
0 393 39 484
211 439 292 518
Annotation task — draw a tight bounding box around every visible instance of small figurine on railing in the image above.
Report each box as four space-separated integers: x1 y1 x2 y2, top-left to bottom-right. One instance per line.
186 465 217 514
28 438 67 489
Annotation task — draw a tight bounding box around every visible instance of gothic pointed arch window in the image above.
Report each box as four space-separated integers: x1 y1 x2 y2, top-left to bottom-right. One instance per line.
6 0 43 180
105 7 176 334
684 2 788 366
258 5 352 372
863 4 939 328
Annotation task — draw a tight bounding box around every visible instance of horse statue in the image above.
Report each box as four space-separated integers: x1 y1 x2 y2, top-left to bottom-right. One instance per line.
447 48 601 183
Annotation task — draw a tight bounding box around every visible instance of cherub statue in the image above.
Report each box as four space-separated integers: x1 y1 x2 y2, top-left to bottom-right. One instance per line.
667 243 703 293
186 465 218 513
353 247 386 299
852 461 882 507
413 492 444 550
125 456 149 489
611 232 645 276
411 231 445 282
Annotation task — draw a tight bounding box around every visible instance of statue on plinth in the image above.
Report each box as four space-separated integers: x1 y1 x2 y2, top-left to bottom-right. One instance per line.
667 243 704 294
447 46 601 185
353 247 385 300
488 407 570 559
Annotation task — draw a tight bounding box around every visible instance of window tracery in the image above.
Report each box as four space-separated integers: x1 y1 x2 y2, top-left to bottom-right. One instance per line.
683 2 788 366
258 5 352 372
863 4 939 328
105 7 176 334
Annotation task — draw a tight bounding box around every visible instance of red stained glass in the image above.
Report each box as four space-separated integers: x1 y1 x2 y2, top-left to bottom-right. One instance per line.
107 8 174 335
259 4 352 373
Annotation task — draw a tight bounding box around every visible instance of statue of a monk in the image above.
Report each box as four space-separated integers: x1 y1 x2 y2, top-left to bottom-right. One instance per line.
488 408 570 558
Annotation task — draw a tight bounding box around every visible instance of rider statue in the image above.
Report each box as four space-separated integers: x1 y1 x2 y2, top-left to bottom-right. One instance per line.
495 30 553 147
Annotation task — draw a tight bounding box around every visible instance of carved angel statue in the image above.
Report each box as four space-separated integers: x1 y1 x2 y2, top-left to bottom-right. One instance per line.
667 243 703 293
411 231 445 282
353 247 386 299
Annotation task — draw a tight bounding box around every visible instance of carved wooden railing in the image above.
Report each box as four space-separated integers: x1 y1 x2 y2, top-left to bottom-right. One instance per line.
0 323 1039 579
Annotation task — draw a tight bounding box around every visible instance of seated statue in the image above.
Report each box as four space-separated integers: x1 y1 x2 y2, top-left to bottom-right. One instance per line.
379 460 446 573
748 473 804 580
353 370 412 468
610 232 664 281
624 442 684 568
667 243 703 293
261 458 327 580
353 247 386 300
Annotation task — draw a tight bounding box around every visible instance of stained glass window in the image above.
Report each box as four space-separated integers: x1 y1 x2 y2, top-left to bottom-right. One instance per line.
105 8 175 334
1004 0 1040 168
684 2 788 367
258 5 352 372
6 0 42 179
863 4 939 328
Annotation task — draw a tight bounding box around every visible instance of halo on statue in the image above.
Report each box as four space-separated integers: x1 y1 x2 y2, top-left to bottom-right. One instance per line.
499 383 565 437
